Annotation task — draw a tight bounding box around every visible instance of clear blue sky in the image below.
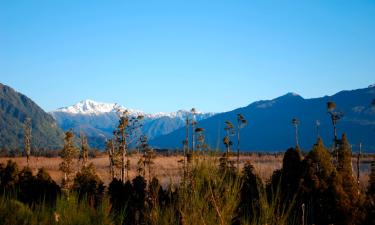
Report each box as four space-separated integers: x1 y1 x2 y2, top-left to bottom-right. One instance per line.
1 0 374 113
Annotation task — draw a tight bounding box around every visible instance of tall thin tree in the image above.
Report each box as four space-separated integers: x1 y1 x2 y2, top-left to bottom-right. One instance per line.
182 116 190 182
140 134 155 181
315 120 321 138
357 143 362 186
195 127 205 155
236 114 247 170
191 108 197 153
184 117 190 155
327 101 343 163
59 130 79 190
23 117 32 166
113 104 145 183
106 139 116 179
223 121 234 156
292 118 300 147
183 117 190 168
79 132 89 168
327 101 343 144
114 108 130 182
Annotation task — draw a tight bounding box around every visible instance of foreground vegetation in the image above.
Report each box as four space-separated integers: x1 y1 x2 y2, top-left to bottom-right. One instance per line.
0 136 375 225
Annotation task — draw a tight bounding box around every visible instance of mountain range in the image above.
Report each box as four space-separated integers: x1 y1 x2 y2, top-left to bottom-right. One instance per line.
0 83 63 151
150 85 375 152
50 100 215 149
1 82 374 152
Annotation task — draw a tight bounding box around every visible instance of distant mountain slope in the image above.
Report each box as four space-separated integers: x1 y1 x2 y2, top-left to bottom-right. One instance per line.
150 86 375 152
50 100 215 149
0 83 64 150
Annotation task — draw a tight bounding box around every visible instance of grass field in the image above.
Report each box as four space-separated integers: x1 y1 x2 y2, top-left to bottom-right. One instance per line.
0 153 371 189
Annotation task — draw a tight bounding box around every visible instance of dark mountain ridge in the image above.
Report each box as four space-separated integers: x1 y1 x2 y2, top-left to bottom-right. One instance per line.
150 85 375 152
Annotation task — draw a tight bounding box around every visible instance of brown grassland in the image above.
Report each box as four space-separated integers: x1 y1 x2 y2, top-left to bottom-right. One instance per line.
0 154 370 189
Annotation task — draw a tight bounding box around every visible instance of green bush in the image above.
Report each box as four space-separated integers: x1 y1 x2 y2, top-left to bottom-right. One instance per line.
73 163 104 207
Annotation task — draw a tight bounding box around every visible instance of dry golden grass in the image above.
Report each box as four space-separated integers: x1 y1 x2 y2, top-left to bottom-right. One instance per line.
0 155 186 186
0 154 371 188
0 154 281 185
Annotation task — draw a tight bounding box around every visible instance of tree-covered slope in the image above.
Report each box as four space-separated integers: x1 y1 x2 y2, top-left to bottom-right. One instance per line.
0 83 63 150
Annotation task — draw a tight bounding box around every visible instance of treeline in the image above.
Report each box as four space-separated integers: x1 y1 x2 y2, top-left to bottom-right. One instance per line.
0 147 105 158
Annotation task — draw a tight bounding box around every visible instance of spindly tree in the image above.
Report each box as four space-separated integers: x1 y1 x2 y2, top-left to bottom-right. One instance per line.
191 108 197 153
114 109 130 182
79 132 89 168
291 118 300 147
23 117 32 166
223 121 234 156
106 139 118 179
183 117 190 157
327 101 343 162
113 107 144 182
59 130 79 190
236 114 247 170
315 120 321 138
195 127 205 155
356 143 362 185
140 134 155 181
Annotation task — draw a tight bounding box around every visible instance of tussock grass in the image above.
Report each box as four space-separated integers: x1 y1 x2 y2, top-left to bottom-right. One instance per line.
0 194 113 225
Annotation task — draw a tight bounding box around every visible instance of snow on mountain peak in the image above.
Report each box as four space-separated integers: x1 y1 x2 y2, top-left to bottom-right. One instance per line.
54 99 144 115
53 100 215 119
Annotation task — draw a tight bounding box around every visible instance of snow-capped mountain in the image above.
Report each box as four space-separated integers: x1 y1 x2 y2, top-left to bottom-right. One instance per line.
54 99 144 116
54 99 213 119
50 100 216 149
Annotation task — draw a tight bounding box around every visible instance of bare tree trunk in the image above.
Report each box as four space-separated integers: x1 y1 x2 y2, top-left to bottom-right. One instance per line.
111 140 115 179
184 118 189 182
192 122 195 153
237 127 240 171
121 133 126 182
148 161 151 181
333 122 338 163
333 123 337 142
357 143 362 186
186 118 189 154
226 130 230 157
295 124 299 147
24 118 32 167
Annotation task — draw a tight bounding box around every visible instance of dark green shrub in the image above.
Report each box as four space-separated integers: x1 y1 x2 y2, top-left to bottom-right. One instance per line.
73 163 104 207
18 167 60 206
0 160 19 195
233 162 263 225
301 138 336 225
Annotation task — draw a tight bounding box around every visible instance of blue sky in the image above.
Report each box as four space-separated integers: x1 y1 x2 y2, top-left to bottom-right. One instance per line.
1 0 374 113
